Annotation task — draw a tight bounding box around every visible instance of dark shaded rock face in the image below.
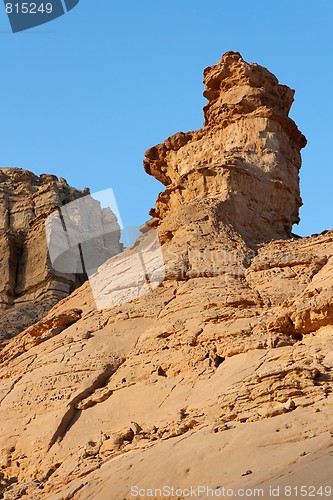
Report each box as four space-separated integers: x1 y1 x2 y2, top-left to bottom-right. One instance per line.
0 168 121 341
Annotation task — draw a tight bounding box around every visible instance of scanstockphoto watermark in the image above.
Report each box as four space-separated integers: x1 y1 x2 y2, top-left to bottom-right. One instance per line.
130 485 265 497
45 188 319 312
45 188 165 311
45 187 250 312
130 485 333 498
4 0 80 33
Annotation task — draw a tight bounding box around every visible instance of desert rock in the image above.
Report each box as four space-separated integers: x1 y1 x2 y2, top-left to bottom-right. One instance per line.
144 51 306 245
0 53 332 499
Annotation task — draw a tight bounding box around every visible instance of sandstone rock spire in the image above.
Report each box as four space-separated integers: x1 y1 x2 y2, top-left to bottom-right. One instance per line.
144 51 307 244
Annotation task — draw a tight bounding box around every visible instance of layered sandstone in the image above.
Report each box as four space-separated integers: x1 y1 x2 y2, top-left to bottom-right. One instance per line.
0 53 332 499
0 169 122 341
145 51 306 245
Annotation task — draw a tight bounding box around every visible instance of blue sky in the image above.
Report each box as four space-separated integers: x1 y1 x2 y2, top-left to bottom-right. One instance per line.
0 0 332 236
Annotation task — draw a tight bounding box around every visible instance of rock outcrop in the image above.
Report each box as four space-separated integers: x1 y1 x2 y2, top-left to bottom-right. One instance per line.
145 51 306 246
0 169 122 341
0 53 332 499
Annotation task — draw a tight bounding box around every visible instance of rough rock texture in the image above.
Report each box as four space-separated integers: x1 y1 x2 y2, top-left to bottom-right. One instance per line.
0 53 332 499
0 169 122 342
144 51 306 245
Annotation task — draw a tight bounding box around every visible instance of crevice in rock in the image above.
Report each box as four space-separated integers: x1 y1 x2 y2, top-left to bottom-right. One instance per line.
0 375 23 406
47 361 123 451
158 381 181 409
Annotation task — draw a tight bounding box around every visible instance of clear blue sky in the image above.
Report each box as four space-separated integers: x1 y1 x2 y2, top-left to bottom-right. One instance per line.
0 1 332 236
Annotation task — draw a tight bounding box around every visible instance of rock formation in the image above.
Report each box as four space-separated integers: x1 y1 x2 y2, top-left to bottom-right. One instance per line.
0 53 332 499
0 169 122 341
145 51 306 245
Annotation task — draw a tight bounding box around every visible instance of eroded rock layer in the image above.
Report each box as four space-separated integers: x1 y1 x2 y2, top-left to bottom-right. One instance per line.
0 53 332 499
